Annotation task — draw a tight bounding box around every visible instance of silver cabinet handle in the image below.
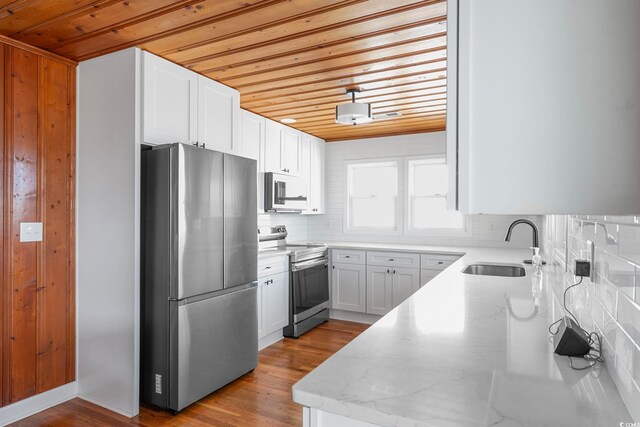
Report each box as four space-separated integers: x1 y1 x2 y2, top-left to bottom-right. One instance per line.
264 266 272 269
389 258 394 261
387 269 390 274
345 255 351 258
393 270 396 274
437 261 443 264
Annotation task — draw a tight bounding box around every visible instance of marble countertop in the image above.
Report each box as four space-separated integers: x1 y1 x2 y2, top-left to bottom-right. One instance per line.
316 241 468 255
292 247 631 427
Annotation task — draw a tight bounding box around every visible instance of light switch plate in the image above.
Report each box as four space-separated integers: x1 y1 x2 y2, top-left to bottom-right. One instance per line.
20 222 43 242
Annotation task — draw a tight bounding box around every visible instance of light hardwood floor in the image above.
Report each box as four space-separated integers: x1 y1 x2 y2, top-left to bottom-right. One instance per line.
11 320 369 426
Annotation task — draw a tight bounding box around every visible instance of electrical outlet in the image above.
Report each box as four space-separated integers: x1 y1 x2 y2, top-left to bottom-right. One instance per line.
155 374 162 394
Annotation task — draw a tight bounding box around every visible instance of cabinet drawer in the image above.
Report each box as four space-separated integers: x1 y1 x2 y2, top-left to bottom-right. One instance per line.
258 255 288 277
420 253 461 271
331 249 366 265
367 251 419 268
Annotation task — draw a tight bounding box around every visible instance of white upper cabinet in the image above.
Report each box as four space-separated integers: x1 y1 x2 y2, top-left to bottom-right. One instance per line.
143 51 197 145
447 0 640 214
303 136 325 214
241 109 264 162
281 126 301 176
197 75 240 154
263 119 301 176
264 119 283 173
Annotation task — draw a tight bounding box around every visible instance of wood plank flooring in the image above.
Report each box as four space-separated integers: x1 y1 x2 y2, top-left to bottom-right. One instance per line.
11 320 369 427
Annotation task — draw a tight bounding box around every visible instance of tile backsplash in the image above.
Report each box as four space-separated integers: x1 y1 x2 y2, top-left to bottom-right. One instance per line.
544 215 640 420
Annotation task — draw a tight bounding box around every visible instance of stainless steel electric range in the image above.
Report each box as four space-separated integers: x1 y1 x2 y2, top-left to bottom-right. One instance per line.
258 226 329 337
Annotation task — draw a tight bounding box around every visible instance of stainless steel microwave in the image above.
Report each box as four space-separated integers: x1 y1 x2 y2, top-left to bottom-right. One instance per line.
264 172 308 213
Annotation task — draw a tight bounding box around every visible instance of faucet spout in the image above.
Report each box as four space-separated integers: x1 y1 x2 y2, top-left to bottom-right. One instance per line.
505 219 539 249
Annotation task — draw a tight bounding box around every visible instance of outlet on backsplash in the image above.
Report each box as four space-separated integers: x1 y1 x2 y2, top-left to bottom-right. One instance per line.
544 214 640 421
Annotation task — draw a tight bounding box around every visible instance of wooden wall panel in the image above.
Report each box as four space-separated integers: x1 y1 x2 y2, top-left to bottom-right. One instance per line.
0 41 4 408
0 41 76 407
36 56 75 393
4 45 39 405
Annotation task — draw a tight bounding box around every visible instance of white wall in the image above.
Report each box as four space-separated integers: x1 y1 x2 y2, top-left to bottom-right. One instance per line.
307 133 542 248
77 48 140 417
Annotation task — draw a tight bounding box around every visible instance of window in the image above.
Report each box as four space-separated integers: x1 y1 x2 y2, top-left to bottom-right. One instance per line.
406 157 464 233
344 156 467 236
346 160 400 233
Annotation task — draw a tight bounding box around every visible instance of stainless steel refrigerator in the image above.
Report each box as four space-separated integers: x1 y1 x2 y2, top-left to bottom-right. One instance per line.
141 143 258 412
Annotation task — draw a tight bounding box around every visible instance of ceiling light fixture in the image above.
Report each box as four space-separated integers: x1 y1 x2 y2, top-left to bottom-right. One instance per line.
335 89 372 125
280 118 297 124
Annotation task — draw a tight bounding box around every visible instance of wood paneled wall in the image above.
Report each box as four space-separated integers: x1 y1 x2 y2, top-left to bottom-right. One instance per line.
0 39 76 406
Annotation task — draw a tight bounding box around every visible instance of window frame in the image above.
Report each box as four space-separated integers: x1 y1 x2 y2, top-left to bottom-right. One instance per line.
403 155 471 237
343 158 403 235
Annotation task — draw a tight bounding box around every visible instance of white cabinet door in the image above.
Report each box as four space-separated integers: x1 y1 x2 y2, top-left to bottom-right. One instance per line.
366 266 392 316
257 281 267 339
281 127 301 176
264 119 283 173
303 136 325 215
448 0 640 214
310 137 325 213
143 51 197 144
392 267 420 307
197 76 240 154
331 263 366 313
241 109 264 162
265 271 289 334
420 269 439 288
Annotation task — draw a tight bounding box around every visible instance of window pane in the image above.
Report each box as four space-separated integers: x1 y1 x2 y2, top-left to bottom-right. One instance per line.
351 197 396 228
412 197 464 229
411 162 447 196
351 163 397 198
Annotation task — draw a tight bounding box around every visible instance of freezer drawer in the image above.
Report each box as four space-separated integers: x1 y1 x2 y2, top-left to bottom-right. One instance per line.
170 285 258 411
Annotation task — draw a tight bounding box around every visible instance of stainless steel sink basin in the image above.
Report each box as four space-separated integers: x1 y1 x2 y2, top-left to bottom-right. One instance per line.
462 264 526 277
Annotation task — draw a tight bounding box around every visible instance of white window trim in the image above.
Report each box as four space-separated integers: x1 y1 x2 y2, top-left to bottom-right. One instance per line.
403 155 472 237
343 158 403 236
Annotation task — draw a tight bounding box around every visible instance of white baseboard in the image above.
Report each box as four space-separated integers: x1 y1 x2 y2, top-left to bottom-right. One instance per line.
330 309 380 325
75 393 137 418
0 381 78 426
259 330 284 350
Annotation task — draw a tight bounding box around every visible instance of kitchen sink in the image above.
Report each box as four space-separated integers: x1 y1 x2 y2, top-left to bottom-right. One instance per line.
462 264 526 277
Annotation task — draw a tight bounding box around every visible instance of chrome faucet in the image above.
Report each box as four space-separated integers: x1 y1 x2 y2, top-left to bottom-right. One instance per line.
505 219 545 264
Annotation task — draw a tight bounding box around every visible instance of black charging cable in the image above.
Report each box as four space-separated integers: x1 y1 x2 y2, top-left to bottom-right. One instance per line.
549 275 604 370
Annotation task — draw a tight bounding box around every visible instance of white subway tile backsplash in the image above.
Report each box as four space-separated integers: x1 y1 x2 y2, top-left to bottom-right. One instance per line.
618 294 640 348
618 225 640 267
545 214 640 418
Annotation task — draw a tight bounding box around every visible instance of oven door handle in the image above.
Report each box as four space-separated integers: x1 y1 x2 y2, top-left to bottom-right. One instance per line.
291 257 328 272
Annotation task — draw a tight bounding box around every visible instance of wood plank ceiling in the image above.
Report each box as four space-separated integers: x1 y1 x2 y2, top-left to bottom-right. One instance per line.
0 0 447 141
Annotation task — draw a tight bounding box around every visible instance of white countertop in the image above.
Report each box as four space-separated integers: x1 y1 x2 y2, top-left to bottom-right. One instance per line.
292 247 631 427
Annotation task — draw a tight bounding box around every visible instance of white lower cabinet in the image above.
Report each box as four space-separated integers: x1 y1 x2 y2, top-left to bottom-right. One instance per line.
392 268 420 306
257 269 289 339
367 266 419 315
366 266 392 315
331 263 366 313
